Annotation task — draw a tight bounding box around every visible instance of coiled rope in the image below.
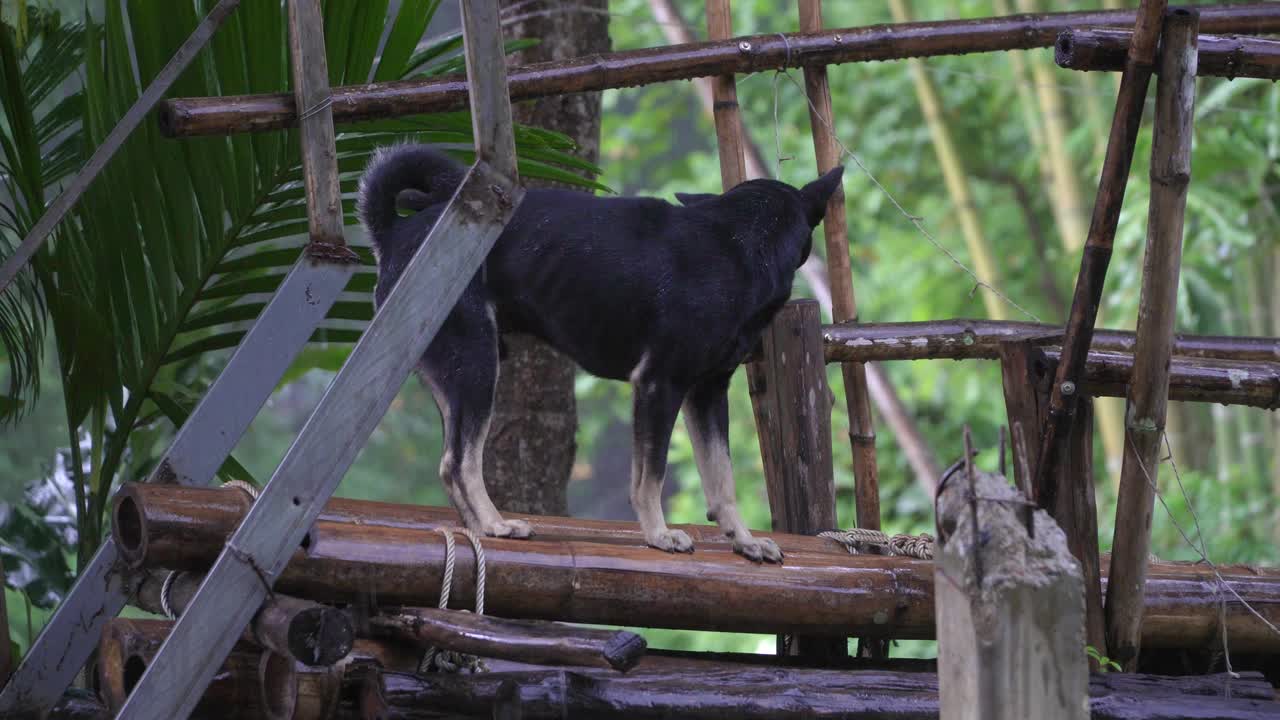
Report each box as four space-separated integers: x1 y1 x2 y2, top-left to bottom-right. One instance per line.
818 528 935 560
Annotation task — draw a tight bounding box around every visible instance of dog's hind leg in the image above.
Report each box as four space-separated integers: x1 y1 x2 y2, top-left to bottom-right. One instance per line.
683 374 783 563
629 372 693 554
419 299 532 540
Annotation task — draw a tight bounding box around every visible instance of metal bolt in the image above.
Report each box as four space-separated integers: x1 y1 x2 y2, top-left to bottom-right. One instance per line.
834 34 843 43
738 41 751 52
1060 381 1076 396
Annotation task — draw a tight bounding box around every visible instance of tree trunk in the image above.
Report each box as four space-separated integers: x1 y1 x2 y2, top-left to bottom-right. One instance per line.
486 1 609 515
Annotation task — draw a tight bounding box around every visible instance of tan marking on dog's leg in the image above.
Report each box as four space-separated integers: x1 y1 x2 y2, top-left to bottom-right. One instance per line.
631 379 692 554
683 405 782 563
457 430 532 539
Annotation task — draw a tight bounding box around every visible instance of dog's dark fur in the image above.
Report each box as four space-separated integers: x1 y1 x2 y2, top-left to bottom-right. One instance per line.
358 144 842 562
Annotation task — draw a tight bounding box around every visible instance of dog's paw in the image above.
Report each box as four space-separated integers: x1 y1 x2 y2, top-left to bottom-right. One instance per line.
734 536 784 564
484 518 533 539
647 528 694 554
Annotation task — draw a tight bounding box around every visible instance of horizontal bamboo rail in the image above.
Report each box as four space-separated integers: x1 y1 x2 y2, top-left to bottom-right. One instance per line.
1057 28 1280 79
155 3 1280 138
112 484 1280 652
822 319 1280 362
823 321 1280 409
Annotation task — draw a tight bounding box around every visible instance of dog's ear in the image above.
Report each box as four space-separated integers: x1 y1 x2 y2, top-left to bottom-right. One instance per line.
674 192 718 207
396 188 434 214
800 166 844 227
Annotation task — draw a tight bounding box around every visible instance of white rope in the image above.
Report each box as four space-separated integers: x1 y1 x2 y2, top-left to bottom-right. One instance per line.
221 479 260 500
420 527 488 674
819 528 934 560
159 571 182 620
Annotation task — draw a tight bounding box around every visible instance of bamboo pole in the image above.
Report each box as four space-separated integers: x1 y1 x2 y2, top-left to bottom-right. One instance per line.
111 485 1280 652
799 0 881 535
368 607 647 671
1034 0 1169 512
821 319 1280 363
1106 8 1200 671
705 0 747 189
155 4 1280 138
1057 29 1280 79
888 0 1007 322
132 572 354 667
1014 0 1091 255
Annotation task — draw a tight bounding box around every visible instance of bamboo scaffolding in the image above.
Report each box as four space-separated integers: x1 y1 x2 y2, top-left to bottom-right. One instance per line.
1107 9 1200 672
821 320 1280 363
111 485 1280 652
1033 0 1169 520
131 571 354 667
798 1 881 540
155 4 1280 138
1058 28 1280 80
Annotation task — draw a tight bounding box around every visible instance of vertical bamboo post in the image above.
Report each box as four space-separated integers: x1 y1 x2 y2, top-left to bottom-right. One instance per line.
1106 8 1199 671
797 0 881 532
745 300 843 661
287 0 344 249
705 1 747 188
935 463 1088 720
1033 0 1168 513
998 341 1106 657
704 0 840 661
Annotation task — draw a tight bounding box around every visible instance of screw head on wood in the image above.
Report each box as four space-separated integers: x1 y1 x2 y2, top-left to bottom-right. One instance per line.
738 41 751 52
1060 381 1076 396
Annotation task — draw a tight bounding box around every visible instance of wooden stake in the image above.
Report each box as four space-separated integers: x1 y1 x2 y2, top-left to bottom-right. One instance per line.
935 465 1088 720
744 300 842 660
997 341 1106 655
799 0 882 536
1107 8 1200 671
1033 0 1168 517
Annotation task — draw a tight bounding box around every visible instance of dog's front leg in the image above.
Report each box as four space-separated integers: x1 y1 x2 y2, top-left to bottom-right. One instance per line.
683 375 783 563
630 376 694 554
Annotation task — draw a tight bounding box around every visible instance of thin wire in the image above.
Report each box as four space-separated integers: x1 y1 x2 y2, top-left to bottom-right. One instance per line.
774 70 1042 323
1126 432 1280 679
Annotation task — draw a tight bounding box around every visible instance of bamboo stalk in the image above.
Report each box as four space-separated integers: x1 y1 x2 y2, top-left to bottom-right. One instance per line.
888 0 1007 322
1034 0 1169 512
132 571 354 667
820 319 1280 362
1106 8 1200 671
111 485 1280 652
705 0 747 188
799 0 881 536
1057 28 1280 79
155 4 1280 138
368 607 647 671
1014 0 1092 255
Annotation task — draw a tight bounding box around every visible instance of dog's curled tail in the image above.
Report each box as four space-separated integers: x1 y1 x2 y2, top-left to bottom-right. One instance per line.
356 144 468 239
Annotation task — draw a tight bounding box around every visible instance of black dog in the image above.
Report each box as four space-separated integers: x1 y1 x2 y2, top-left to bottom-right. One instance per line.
358 144 842 563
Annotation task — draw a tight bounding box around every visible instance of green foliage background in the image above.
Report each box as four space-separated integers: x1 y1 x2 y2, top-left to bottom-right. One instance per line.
2 0 1278 661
